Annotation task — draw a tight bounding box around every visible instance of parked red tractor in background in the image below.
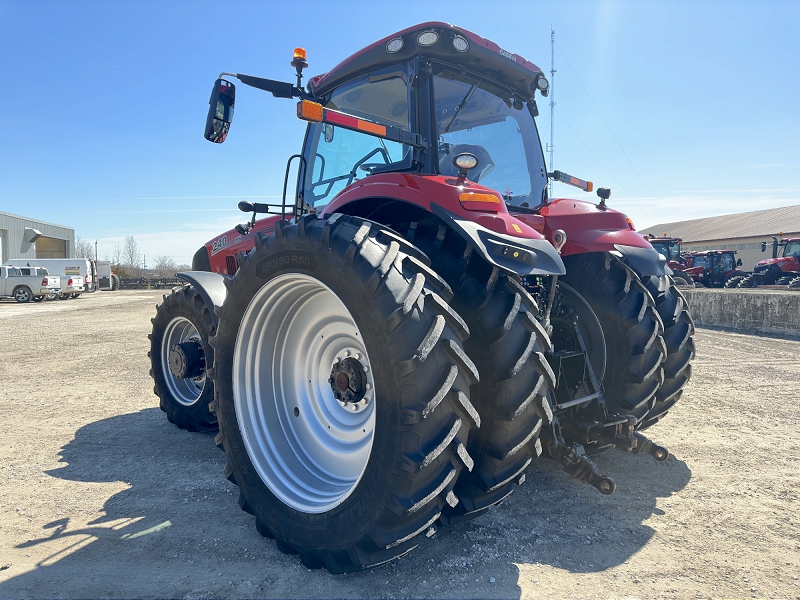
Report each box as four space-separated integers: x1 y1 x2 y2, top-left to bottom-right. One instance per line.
681 250 746 288
645 235 695 286
148 23 694 572
737 236 800 288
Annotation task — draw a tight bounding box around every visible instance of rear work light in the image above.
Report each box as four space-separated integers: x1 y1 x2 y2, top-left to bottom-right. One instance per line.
459 192 501 212
418 31 439 46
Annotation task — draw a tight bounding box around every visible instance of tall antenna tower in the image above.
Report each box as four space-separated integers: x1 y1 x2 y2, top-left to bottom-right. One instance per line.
548 27 556 198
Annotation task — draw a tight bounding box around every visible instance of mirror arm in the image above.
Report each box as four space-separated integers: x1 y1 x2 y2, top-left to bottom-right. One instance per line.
222 72 312 100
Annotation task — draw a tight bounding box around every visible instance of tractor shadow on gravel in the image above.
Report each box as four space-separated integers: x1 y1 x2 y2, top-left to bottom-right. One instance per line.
1 409 690 598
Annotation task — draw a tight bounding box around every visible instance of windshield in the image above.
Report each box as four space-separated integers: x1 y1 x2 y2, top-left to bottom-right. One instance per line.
653 241 681 262
692 255 710 269
783 241 800 257
432 65 548 208
716 254 735 272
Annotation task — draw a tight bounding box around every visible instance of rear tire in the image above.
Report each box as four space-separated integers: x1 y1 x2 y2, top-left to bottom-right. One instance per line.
776 275 793 286
14 287 32 303
111 274 120 291
672 272 693 287
560 253 665 423
641 275 695 429
411 227 554 524
737 275 756 288
724 275 745 288
149 285 217 432
212 214 479 573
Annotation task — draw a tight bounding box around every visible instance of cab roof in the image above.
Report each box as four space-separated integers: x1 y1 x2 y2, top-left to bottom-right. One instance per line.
308 22 544 100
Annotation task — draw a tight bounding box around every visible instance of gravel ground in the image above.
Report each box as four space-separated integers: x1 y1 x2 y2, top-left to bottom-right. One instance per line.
0 290 798 599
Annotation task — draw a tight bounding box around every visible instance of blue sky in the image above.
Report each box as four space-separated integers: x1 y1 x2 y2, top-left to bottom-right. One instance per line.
2 0 799 264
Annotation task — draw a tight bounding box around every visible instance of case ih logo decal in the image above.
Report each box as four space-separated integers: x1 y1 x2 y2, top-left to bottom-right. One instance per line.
210 235 228 256
499 48 516 61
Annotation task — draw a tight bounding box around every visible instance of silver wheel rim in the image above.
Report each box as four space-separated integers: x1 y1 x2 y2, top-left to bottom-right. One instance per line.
161 316 205 406
233 273 376 514
15 288 30 302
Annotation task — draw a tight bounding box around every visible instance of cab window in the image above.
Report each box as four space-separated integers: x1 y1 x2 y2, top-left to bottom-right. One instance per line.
302 68 413 211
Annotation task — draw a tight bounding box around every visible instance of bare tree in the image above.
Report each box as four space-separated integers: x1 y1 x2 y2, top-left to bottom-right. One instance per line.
108 243 129 277
153 255 178 278
123 235 141 276
75 236 95 260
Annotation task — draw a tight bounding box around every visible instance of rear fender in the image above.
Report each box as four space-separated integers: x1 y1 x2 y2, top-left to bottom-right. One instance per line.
514 199 668 277
176 271 228 328
324 173 565 276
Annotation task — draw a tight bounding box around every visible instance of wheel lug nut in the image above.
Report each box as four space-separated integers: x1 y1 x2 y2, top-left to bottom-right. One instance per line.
366 383 372 390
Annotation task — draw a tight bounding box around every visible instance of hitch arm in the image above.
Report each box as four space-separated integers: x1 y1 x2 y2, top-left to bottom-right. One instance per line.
544 439 616 495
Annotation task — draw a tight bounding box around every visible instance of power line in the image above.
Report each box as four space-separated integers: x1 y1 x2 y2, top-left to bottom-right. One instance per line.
554 41 666 220
554 107 641 208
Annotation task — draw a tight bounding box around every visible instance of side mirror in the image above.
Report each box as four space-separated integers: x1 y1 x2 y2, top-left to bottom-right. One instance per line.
761 241 767 252
737 258 743 266
204 79 236 143
323 123 335 143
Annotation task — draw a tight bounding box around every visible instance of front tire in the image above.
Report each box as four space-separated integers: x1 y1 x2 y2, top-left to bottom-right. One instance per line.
212 215 479 573
148 285 217 432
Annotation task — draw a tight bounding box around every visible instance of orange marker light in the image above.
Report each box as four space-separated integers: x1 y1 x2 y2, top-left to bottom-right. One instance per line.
459 192 501 212
297 100 324 122
294 48 307 61
626 217 636 231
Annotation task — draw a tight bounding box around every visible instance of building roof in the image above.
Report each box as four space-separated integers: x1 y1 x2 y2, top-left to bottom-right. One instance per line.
640 204 800 243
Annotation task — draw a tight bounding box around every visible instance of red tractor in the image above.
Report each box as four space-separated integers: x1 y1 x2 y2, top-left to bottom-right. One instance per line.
645 235 694 286
680 250 747 288
737 236 800 288
149 23 694 573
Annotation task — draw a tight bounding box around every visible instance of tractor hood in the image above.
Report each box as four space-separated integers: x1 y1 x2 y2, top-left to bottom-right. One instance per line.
308 22 545 100
756 256 798 269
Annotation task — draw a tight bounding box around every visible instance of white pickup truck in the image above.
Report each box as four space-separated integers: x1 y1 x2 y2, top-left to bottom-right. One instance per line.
0 265 61 303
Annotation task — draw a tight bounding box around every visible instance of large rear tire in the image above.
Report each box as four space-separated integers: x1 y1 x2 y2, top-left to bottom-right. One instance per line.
724 275 745 288
148 285 217 432
737 274 756 288
411 227 554 524
560 253 666 423
640 275 695 429
211 214 479 573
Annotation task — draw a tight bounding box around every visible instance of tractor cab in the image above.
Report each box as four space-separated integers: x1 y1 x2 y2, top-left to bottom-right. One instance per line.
686 250 744 287
647 235 687 270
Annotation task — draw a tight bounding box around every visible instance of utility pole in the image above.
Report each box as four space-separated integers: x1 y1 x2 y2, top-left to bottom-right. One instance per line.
548 27 556 198
95 240 98 262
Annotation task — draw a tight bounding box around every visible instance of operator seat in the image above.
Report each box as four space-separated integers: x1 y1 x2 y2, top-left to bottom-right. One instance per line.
439 144 496 183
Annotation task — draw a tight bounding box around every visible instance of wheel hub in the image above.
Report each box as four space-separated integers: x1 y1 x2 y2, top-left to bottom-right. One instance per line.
328 349 371 411
169 340 205 379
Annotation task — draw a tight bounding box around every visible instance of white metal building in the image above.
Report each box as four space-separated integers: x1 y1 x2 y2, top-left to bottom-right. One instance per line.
640 204 800 271
0 211 75 264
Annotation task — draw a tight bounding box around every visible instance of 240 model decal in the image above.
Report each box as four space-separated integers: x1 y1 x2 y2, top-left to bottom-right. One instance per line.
210 235 228 256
